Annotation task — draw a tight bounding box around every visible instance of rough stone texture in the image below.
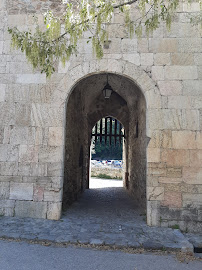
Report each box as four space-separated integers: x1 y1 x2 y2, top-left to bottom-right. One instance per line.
9 183 33 200
0 0 201 232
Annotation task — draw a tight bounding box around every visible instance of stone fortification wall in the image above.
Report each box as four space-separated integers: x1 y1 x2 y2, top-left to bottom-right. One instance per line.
0 0 201 232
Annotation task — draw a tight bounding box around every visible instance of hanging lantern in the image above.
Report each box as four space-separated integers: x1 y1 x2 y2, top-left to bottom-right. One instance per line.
102 74 113 99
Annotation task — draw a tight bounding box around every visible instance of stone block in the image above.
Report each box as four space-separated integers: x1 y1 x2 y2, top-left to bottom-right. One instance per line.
149 130 172 148
190 150 202 167
154 53 170 66
145 89 161 108
181 109 200 130
149 39 177 53
171 53 194 65
10 183 33 200
0 182 9 199
0 102 15 126
0 162 18 176
191 96 202 109
33 185 44 202
147 201 160 226
0 41 3 55
122 54 140 66
51 177 63 189
183 2 201 12
162 192 182 208
159 177 182 184
166 167 182 178
168 96 191 109
0 145 19 162
15 201 47 219
47 162 63 177
137 39 149 52
165 66 198 80
194 53 202 65
0 127 3 144
183 167 202 184
31 104 63 127
147 148 160 162
0 176 22 182
44 190 62 202
140 53 153 66
147 187 164 201
152 66 164 81
161 149 189 166
196 132 202 149
148 109 182 130
16 74 46 84
178 38 202 53
121 39 137 53
39 146 63 163
8 15 27 26
47 202 62 220
172 131 197 149
183 193 202 203
19 145 39 163
198 66 202 80
48 127 63 146
14 103 31 126
10 127 28 145
183 81 202 96
0 84 6 102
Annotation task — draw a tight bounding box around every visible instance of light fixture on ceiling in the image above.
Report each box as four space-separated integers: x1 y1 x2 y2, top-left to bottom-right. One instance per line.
102 74 113 99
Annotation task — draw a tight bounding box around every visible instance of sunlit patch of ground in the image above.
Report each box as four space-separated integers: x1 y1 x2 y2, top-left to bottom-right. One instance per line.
90 178 123 189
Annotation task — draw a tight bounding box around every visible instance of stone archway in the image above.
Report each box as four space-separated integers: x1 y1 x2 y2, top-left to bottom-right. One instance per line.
52 59 161 226
62 73 146 215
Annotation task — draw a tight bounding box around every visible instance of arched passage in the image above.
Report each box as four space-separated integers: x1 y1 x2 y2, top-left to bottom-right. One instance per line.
62 73 147 212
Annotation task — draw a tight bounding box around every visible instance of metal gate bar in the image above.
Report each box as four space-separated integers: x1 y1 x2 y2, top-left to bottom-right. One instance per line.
92 117 125 145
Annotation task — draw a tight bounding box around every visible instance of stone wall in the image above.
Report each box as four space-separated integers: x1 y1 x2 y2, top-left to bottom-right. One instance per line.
0 0 201 231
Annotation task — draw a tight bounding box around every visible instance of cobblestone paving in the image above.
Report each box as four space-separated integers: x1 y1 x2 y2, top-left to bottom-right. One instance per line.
0 179 195 252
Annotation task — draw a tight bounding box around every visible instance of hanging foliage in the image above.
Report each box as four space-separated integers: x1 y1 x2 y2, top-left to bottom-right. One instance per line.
8 0 202 77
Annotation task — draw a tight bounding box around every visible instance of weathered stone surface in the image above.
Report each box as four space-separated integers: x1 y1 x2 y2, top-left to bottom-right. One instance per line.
19 145 39 163
44 190 62 202
16 74 46 84
0 145 19 162
140 53 153 66
172 131 197 149
154 53 170 66
183 167 202 184
48 127 63 146
33 185 44 202
10 183 33 200
147 187 164 201
171 53 194 65
0 84 6 102
189 150 202 167
165 66 198 80
0 162 18 176
0 182 9 199
158 81 182 96
47 202 62 220
152 66 164 81
162 191 182 208
161 149 189 166
39 146 63 163
149 39 177 53
168 96 191 109
147 148 160 162
182 80 202 96
15 201 47 219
